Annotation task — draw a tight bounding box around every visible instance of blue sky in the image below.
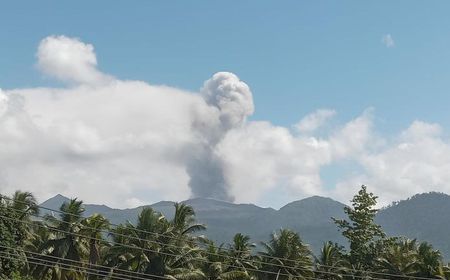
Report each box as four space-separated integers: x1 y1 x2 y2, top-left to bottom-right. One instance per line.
2 1 450 207
3 1 450 131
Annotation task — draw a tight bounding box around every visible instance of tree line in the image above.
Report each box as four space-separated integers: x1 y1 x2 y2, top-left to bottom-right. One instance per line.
0 185 449 280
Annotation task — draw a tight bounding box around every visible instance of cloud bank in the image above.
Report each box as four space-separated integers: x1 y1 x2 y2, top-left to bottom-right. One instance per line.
1 35 449 208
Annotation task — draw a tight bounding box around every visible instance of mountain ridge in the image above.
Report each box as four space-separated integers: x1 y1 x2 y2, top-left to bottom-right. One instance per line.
40 192 450 258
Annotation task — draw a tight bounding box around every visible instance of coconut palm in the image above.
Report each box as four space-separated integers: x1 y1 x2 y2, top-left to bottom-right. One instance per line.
37 198 89 280
106 207 169 274
435 263 450 280
80 213 110 279
10 191 39 220
200 238 251 280
315 241 348 280
415 242 442 278
2 191 40 277
259 229 313 280
107 206 204 279
171 203 206 236
375 239 419 279
226 233 257 277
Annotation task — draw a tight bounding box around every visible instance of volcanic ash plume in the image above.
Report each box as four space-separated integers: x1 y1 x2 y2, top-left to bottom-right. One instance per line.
186 72 254 201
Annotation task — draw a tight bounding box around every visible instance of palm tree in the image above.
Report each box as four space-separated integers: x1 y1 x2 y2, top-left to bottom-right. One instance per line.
376 239 419 279
435 263 450 280
375 239 420 279
259 229 313 280
171 203 206 236
374 238 442 280
10 191 39 220
315 241 347 280
415 242 442 278
80 213 110 279
2 191 40 277
107 205 205 279
226 233 257 277
37 198 89 280
106 207 168 275
200 238 251 280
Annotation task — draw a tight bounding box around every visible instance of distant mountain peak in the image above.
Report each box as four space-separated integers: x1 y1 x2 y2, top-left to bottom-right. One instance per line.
41 194 70 205
53 193 69 199
279 195 346 212
40 194 71 213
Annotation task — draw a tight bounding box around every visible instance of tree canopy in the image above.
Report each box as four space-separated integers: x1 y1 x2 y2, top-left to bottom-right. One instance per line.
0 187 448 280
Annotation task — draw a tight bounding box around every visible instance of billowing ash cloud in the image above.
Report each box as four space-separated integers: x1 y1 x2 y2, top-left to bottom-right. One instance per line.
186 72 254 201
201 72 254 132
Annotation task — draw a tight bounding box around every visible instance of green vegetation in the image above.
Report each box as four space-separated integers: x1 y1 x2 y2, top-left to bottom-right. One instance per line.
1 186 449 279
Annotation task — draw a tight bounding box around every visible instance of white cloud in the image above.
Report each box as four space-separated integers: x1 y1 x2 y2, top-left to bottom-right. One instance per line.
2 81 200 207
295 109 336 133
329 108 376 159
1 35 450 208
381 34 395 48
217 121 332 203
331 120 450 206
0 89 8 117
37 35 112 85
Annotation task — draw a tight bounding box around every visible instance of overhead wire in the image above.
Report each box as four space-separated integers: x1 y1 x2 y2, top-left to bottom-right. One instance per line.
0 251 145 280
0 244 173 280
0 213 335 280
0 194 441 280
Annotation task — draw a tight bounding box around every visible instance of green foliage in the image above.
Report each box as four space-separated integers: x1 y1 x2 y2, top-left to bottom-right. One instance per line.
315 241 347 280
332 185 385 268
2 187 450 280
259 229 313 280
0 196 28 279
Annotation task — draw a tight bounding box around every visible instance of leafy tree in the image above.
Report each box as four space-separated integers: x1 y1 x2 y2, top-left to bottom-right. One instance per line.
0 196 28 279
3 188 450 280
332 185 385 268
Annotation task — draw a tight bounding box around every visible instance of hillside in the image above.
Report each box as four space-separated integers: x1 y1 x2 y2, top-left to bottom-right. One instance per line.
40 192 450 257
377 192 450 258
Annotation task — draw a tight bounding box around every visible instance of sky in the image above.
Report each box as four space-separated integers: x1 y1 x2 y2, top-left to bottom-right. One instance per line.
1 1 450 208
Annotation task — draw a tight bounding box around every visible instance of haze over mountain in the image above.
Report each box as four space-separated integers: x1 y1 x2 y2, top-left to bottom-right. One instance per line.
41 192 450 258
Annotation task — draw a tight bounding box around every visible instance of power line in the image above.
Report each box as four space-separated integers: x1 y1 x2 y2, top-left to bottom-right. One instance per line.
2 194 324 267
1 194 352 268
1 212 440 280
0 251 142 280
0 244 172 280
7 210 439 280
0 245 389 280
0 214 325 280
0 195 441 280
6 205 318 275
